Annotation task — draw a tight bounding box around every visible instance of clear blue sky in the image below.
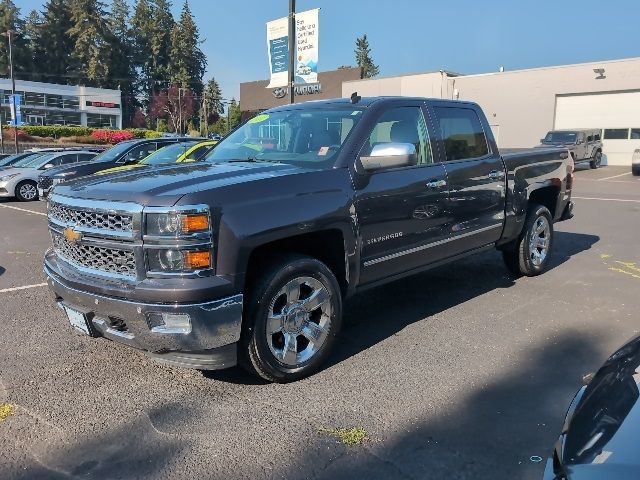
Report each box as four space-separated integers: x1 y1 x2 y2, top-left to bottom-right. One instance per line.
16 0 640 103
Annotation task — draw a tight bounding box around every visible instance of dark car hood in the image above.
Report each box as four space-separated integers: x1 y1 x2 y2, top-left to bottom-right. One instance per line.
41 159 110 178
561 335 640 477
53 161 309 207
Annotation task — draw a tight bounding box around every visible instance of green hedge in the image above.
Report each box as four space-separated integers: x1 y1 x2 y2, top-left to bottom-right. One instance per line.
16 125 161 139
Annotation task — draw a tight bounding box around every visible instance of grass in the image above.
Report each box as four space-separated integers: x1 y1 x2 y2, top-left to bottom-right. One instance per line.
0 403 15 421
318 426 367 445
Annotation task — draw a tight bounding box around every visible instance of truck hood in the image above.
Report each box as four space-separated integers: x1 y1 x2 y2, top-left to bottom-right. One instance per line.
561 335 640 478
53 161 310 207
42 160 102 178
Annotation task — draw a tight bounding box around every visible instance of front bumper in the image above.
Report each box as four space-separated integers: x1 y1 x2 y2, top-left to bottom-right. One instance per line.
45 263 243 370
0 179 16 197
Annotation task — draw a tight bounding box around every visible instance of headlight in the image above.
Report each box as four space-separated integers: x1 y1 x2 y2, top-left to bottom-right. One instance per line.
0 173 18 181
147 249 212 272
146 212 210 236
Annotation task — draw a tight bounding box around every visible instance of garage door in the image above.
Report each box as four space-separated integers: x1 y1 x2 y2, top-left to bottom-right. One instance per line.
555 91 640 166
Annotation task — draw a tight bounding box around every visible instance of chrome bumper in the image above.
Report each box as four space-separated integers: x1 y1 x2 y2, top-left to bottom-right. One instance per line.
45 264 243 366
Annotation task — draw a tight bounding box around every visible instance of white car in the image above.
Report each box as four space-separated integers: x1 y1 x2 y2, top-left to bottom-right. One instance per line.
0 151 96 201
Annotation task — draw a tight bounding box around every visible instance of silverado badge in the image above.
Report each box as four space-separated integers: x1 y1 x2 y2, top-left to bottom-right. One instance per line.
63 227 82 243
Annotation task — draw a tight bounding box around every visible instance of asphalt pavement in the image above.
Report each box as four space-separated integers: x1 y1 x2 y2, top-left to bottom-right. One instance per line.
0 166 638 480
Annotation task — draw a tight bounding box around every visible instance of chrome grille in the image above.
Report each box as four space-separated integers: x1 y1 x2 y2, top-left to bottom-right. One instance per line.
51 232 136 277
38 175 53 189
49 201 133 233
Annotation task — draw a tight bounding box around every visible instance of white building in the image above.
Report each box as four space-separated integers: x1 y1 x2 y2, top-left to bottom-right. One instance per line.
343 57 640 165
0 79 122 129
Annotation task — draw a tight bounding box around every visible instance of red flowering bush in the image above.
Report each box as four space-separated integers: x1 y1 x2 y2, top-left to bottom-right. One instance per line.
4 127 28 140
90 129 135 144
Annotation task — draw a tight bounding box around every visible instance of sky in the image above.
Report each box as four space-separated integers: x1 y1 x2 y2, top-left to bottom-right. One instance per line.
16 0 640 103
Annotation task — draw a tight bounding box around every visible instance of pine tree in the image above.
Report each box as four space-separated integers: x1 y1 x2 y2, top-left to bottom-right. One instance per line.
227 98 241 131
168 1 206 96
23 10 44 80
36 0 75 84
201 77 223 125
131 0 154 98
355 34 379 79
68 0 111 86
0 0 29 79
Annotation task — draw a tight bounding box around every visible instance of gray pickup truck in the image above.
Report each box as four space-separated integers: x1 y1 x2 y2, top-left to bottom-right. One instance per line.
540 129 603 169
44 96 574 382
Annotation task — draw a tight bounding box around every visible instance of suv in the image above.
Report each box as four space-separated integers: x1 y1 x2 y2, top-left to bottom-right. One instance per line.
38 137 202 199
539 129 603 169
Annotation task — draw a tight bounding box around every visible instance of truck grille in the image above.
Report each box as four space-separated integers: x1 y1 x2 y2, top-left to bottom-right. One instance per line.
51 232 136 277
49 201 133 233
38 175 53 190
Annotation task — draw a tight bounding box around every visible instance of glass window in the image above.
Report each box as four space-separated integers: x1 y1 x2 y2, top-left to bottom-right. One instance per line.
186 144 214 161
362 106 432 165
46 94 63 109
630 129 640 139
587 135 593 142
87 113 117 128
435 107 489 161
140 142 198 165
603 128 629 140
119 143 159 163
77 153 97 162
594 132 601 141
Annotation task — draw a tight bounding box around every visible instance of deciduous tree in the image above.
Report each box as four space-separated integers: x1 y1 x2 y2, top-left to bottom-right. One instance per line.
149 85 195 134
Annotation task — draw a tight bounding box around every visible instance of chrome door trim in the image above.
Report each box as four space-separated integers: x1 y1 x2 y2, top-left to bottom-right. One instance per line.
363 224 503 267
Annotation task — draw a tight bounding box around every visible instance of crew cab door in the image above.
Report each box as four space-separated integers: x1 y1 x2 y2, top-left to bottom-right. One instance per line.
354 104 450 285
430 104 506 256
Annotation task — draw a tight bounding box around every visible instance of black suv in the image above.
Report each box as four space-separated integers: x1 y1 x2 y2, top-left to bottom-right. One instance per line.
38 137 201 199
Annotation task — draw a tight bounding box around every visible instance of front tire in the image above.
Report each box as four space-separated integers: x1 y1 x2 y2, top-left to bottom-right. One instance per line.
590 151 602 169
241 255 343 383
15 180 38 202
502 204 554 277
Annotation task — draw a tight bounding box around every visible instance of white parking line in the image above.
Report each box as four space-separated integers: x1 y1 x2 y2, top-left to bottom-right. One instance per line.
597 172 633 181
0 204 47 216
0 283 47 294
573 196 640 203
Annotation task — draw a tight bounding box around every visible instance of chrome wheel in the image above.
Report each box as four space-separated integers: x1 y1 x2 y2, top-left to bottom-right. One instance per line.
529 216 550 267
266 276 332 367
18 183 37 200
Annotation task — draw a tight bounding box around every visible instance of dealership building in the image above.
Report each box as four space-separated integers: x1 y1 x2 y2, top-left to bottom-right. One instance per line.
342 57 640 166
0 79 122 129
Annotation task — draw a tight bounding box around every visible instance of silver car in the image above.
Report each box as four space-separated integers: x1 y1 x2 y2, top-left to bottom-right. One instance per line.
0 151 96 201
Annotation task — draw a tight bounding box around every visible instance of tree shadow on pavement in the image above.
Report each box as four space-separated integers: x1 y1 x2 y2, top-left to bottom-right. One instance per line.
283 329 610 480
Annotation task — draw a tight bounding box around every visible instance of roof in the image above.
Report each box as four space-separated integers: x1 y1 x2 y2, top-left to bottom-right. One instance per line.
266 96 477 111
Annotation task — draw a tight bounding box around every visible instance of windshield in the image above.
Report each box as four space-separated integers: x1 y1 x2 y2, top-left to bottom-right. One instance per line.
204 107 363 169
140 142 199 166
12 153 49 167
87 141 136 163
0 153 29 166
544 131 577 143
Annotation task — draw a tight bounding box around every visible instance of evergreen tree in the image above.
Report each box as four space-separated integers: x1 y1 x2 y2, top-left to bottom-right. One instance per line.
227 98 241 131
0 0 29 79
355 34 379 79
36 0 75 84
68 0 111 86
201 77 223 125
130 0 154 98
23 10 44 80
168 1 206 96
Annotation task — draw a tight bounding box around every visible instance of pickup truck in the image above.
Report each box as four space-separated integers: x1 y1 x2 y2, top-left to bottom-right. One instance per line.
539 129 603 169
44 97 574 382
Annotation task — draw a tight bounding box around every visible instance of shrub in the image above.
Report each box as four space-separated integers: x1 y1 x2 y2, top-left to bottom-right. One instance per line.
90 129 135 144
156 119 168 133
18 125 92 138
125 128 161 139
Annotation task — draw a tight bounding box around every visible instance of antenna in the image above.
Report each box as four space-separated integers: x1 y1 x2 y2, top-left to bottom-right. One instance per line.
350 91 361 104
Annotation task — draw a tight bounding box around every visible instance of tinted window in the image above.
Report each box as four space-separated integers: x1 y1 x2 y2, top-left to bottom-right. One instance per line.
594 132 601 141
587 135 593 142
362 107 432 165
188 144 214 161
435 107 489 160
120 143 159 163
604 129 629 140
56 154 78 165
630 129 640 139
77 153 96 162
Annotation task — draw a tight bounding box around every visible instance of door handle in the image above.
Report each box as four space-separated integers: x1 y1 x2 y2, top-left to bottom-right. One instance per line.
426 179 447 189
488 170 503 180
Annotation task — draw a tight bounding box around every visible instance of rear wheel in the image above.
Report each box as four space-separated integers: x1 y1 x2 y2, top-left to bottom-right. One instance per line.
590 151 602 169
502 204 554 277
632 166 640 176
241 255 342 383
15 180 38 202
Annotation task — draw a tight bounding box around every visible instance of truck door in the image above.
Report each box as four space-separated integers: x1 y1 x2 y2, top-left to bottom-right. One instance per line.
355 104 451 285
430 104 505 256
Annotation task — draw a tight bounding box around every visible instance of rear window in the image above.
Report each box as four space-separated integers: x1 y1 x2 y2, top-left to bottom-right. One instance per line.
603 128 629 140
434 107 489 161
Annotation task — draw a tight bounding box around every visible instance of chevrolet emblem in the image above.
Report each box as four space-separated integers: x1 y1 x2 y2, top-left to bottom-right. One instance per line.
63 227 82 243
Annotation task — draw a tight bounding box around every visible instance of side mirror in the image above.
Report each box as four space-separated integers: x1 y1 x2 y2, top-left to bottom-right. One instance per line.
360 143 417 171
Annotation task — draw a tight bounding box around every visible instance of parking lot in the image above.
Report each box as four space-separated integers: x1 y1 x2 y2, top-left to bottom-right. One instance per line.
0 166 638 480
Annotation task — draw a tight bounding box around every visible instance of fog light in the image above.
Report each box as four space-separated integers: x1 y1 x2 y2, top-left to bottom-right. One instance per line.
147 312 192 334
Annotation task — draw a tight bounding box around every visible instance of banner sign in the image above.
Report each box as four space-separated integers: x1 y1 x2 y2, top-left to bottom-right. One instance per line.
8 94 22 126
295 8 319 85
266 16 289 88
266 8 319 89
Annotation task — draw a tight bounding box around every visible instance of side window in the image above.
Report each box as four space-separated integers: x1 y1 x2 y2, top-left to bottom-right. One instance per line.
51 154 76 166
77 153 95 162
363 106 432 165
121 143 158 163
587 134 593 142
594 132 601 141
434 107 489 161
187 145 211 160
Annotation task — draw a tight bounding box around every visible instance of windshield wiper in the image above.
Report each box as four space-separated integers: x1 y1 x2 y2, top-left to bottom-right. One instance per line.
226 157 281 164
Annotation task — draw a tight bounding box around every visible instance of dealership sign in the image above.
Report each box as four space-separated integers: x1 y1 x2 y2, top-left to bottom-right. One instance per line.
8 94 22 126
272 83 322 98
266 8 319 88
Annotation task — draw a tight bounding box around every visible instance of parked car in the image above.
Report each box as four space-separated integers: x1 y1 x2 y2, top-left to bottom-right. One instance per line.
95 140 217 175
44 97 573 382
539 129 603 169
1 150 96 201
543 334 640 480
632 148 640 176
0 153 10 160
0 151 47 169
37 137 203 199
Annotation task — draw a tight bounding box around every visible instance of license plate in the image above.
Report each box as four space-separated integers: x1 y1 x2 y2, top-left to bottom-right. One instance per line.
65 306 91 335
